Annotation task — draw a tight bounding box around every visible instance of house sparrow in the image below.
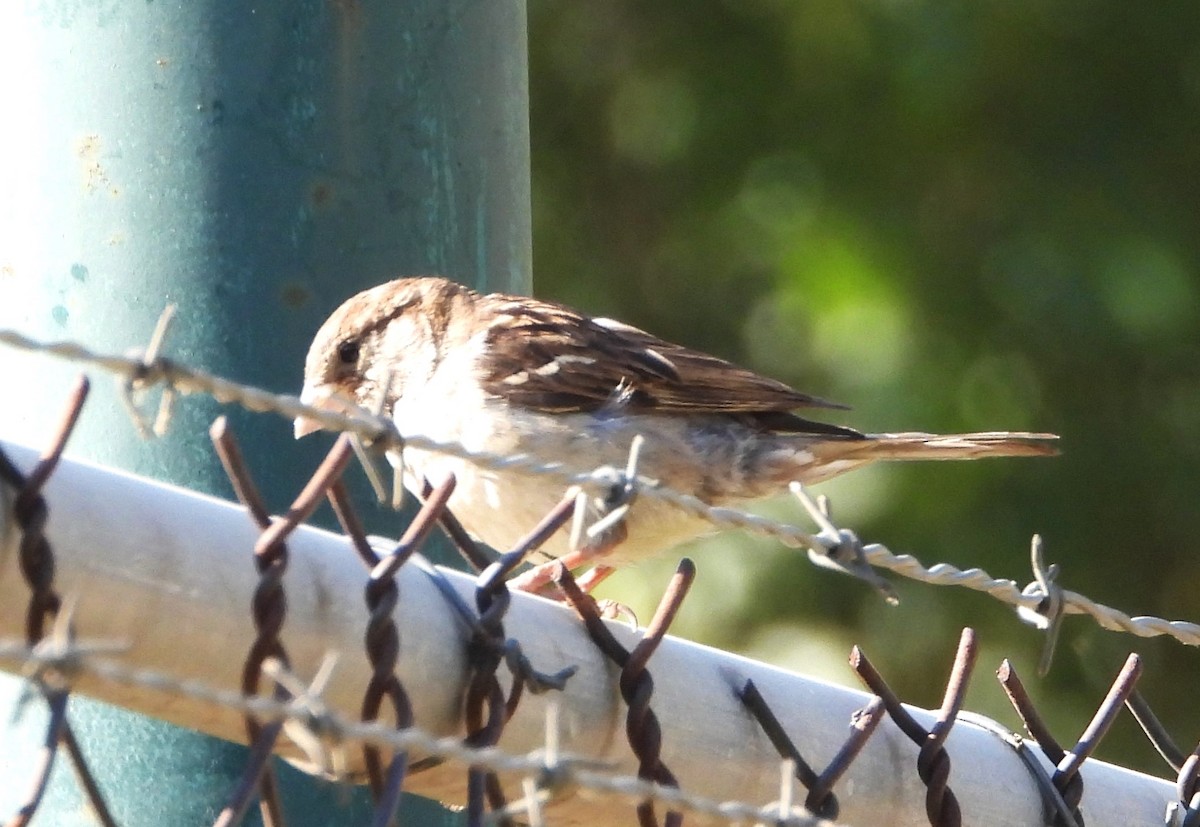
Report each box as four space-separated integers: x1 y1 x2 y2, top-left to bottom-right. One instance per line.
295 276 1057 582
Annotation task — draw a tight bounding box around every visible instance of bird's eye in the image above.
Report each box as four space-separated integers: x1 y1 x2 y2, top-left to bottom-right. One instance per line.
336 340 360 365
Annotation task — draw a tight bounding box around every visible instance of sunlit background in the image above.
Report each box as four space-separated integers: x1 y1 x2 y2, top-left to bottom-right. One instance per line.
527 1 1200 775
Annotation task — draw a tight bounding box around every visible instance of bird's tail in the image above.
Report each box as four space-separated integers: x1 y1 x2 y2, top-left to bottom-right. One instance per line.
813 431 1059 463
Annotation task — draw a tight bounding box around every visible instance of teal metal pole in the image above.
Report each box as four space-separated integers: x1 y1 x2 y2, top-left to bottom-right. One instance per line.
0 0 529 824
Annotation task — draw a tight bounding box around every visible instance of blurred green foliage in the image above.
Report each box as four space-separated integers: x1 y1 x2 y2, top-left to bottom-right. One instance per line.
528 1 1200 775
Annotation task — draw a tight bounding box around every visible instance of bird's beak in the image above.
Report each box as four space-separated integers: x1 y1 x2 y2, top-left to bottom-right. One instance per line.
294 385 334 439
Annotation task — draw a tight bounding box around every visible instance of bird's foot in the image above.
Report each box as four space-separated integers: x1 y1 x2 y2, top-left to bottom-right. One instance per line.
594 597 639 629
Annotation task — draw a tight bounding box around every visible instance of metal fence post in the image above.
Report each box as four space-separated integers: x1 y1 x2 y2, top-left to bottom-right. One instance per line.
0 0 530 823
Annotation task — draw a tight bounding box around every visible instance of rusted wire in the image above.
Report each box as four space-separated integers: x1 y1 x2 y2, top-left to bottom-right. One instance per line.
419 567 577 701
3 606 126 827
1124 691 1200 827
210 418 287 827
456 492 581 827
326 476 456 824
5 688 69 827
1 377 121 827
851 627 977 827
56 721 119 827
1175 752 1200 827
556 558 695 827
210 417 355 827
998 654 1142 826
1127 690 1187 771
419 478 493 573
6 375 90 645
213 719 288 827
737 679 884 820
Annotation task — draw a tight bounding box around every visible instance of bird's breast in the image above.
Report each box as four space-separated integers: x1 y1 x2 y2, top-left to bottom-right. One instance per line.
387 402 725 561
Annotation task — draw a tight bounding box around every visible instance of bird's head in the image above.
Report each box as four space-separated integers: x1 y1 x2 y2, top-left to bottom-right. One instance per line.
293 276 472 438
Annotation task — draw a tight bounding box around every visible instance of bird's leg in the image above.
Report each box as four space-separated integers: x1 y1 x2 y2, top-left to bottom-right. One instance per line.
506 547 609 592
509 556 636 626
573 564 616 593
510 527 638 624
509 548 598 593
508 519 626 594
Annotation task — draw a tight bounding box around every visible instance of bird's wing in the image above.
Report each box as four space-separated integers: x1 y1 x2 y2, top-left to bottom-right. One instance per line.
475 294 860 437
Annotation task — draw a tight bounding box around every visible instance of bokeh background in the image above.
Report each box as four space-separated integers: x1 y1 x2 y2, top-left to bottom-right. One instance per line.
526 1 1200 776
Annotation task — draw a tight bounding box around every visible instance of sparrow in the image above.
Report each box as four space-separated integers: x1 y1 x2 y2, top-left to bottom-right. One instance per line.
295 276 1057 586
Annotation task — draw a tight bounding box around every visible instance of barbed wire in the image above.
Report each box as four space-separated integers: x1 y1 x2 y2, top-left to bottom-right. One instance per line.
2 613 1186 827
2 326 1199 651
0 638 839 826
0 348 1192 826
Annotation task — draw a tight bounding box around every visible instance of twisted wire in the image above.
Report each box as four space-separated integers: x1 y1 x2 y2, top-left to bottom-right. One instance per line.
0 640 839 827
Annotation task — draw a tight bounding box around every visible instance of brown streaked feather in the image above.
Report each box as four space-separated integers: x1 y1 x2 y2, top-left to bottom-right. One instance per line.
811 431 1061 462
475 293 862 437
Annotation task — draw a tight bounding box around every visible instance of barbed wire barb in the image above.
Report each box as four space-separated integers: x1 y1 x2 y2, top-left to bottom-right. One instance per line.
118 304 179 438
790 483 899 604
1017 534 1067 676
